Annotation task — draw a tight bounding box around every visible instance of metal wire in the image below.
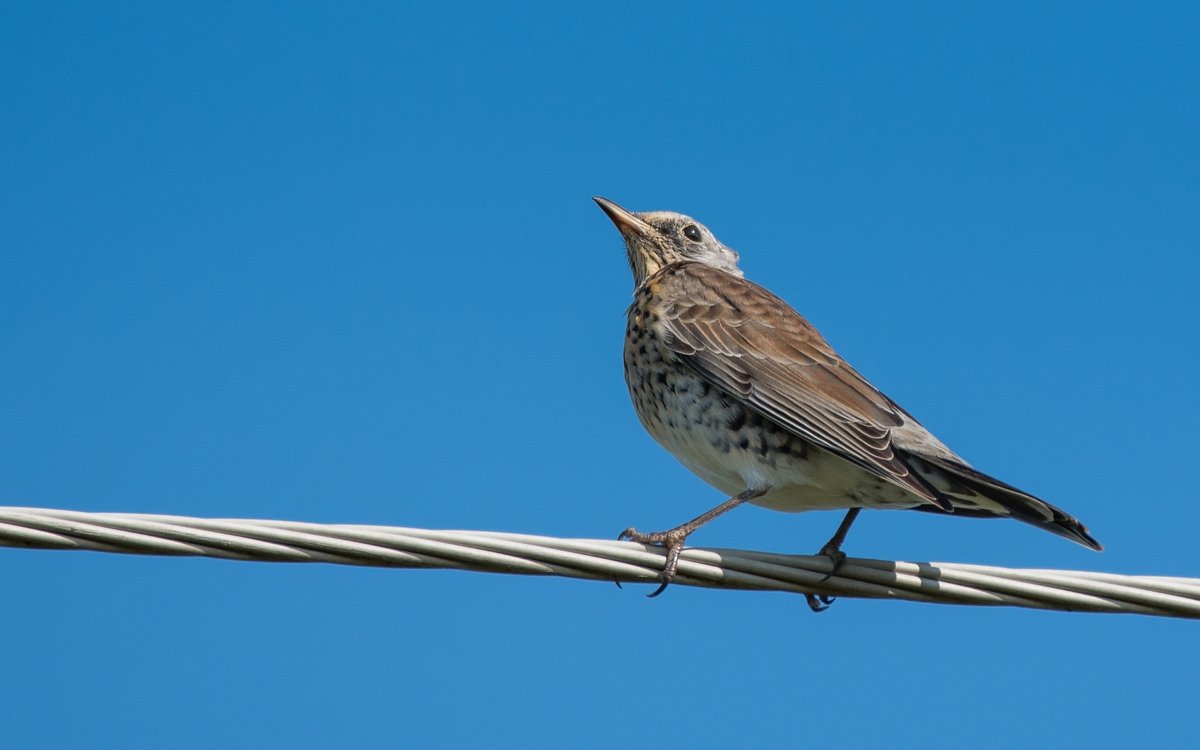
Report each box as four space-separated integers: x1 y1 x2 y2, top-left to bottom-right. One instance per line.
1 506 1196 618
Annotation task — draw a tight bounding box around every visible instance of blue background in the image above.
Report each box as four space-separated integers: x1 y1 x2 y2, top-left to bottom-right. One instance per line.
3 2 1198 747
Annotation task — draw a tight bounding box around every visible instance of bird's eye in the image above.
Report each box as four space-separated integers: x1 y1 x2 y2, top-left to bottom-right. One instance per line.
682 224 702 242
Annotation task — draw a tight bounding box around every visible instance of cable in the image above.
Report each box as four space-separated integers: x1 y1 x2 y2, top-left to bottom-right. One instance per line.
0 506 1195 618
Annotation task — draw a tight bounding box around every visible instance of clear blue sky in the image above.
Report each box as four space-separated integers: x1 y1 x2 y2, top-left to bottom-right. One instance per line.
2 2 1198 747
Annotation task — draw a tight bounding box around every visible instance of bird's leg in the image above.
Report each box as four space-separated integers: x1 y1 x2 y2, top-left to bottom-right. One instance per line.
818 507 861 573
806 507 862 613
619 487 767 598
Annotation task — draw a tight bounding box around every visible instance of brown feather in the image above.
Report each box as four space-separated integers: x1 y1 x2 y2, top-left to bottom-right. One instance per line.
651 263 953 510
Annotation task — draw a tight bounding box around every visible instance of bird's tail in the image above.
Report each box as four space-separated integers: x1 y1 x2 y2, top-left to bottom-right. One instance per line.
908 454 1102 551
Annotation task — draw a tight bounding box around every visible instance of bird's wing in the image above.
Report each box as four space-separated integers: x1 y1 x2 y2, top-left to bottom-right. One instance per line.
651 263 951 509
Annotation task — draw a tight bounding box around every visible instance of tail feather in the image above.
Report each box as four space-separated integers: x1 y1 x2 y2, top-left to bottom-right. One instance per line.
907 454 1103 551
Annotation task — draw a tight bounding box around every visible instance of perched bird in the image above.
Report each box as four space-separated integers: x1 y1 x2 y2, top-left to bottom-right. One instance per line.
594 196 1101 610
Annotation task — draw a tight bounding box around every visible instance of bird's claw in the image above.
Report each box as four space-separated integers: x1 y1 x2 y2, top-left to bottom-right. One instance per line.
807 541 849 612
817 544 848 583
806 593 836 612
616 526 687 597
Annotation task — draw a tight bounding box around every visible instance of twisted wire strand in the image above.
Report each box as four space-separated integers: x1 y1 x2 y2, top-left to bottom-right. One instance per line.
1 506 1196 619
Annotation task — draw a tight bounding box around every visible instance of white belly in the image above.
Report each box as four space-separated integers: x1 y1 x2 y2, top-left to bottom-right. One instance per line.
627 350 924 513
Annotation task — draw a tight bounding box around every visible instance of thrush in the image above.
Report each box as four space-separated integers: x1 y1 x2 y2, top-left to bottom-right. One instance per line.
594 196 1101 610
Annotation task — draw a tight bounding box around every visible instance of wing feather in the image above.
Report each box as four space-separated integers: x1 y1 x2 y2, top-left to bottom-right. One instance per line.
654 264 950 508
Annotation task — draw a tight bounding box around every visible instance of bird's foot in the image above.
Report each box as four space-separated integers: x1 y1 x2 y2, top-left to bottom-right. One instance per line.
817 541 848 582
614 489 766 596
618 526 689 598
804 508 861 612
806 541 849 613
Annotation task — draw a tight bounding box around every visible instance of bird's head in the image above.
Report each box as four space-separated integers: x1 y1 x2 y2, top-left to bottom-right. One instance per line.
594 197 743 287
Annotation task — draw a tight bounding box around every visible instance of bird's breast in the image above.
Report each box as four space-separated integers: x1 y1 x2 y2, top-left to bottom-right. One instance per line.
624 310 800 495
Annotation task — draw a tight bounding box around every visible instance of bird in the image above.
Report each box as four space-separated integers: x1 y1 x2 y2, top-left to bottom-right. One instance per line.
594 196 1101 610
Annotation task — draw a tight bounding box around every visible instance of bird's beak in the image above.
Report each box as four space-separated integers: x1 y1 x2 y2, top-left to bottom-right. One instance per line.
593 196 652 238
